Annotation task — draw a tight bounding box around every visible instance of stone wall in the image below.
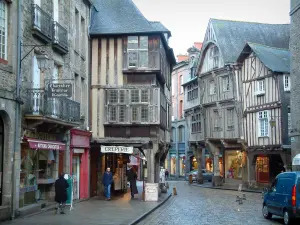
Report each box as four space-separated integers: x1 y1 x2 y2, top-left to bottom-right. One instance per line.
290 7 300 169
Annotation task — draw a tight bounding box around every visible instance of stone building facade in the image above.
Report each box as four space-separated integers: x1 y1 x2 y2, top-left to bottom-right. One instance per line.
290 0 300 170
0 0 18 221
8 0 92 218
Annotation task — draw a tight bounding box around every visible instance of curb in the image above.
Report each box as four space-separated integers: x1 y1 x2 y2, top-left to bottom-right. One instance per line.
19 198 90 219
129 193 173 225
191 184 262 193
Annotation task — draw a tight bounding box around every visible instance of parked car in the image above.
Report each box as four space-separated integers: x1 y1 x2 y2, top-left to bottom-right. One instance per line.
262 172 300 225
185 169 213 182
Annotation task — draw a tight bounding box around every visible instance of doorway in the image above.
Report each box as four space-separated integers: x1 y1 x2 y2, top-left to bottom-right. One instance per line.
0 116 4 205
72 155 80 200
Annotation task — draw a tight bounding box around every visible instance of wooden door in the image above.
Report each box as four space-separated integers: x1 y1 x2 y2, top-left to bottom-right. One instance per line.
256 156 269 183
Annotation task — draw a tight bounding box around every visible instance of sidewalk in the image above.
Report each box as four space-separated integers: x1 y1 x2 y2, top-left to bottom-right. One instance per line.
2 181 172 225
191 180 263 193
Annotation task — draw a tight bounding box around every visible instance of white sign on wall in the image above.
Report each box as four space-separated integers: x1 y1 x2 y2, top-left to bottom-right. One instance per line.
292 154 300 166
101 146 133 154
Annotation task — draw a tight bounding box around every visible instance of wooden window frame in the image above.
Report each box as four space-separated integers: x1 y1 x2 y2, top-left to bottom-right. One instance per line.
209 80 216 95
255 79 265 96
283 74 290 92
127 36 149 69
258 110 269 137
0 1 8 63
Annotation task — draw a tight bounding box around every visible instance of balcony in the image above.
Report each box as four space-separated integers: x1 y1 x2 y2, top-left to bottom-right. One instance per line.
53 21 68 54
32 4 53 43
25 89 80 125
104 87 160 125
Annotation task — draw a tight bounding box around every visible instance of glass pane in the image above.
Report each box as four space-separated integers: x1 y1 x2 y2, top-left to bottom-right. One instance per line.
139 36 148 49
131 106 139 121
141 106 148 122
128 36 138 49
131 90 139 103
141 90 149 102
128 51 138 67
109 90 118 103
139 51 148 68
119 105 126 122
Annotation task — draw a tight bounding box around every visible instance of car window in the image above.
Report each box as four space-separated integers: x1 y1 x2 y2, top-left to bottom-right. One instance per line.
202 170 206 174
271 178 278 192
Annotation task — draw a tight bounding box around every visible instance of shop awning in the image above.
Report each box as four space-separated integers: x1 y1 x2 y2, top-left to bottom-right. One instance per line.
27 138 66 151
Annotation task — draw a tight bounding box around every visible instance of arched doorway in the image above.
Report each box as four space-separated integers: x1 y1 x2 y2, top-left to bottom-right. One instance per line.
0 116 3 205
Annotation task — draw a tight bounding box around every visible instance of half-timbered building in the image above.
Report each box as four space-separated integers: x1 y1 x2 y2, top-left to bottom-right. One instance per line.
237 43 290 185
193 19 290 186
89 0 175 196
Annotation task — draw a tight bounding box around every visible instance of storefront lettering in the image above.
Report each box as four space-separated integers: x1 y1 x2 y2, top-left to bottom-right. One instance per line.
37 143 60 150
101 146 133 154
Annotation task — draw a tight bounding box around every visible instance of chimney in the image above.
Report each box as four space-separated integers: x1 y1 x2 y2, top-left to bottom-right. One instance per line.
194 42 203 50
177 54 189 63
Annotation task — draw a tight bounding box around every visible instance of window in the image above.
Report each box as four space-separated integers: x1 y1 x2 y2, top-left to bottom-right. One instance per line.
187 81 198 101
81 17 86 56
213 110 220 128
255 79 265 95
53 0 59 21
130 89 139 103
180 75 183 94
74 73 81 102
141 105 149 122
75 9 80 51
0 1 7 60
222 76 230 92
178 126 185 142
258 111 269 137
284 75 290 91
209 80 216 95
227 108 234 129
179 100 183 118
210 46 219 69
191 112 201 133
288 112 291 134
127 36 148 68
108 106 117 121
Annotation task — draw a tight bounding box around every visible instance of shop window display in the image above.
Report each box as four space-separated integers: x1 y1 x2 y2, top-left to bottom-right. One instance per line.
20 149 56 207
226 151 242 179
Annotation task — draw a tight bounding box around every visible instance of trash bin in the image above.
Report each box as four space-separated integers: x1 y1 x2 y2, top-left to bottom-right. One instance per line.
189 174 193 184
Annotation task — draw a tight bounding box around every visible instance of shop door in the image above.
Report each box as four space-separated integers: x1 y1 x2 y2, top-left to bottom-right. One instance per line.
72 156 80 200
256 156 269 183
0 117 3 205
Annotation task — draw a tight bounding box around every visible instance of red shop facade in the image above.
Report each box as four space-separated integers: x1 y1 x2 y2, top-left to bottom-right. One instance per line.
70 129 91 200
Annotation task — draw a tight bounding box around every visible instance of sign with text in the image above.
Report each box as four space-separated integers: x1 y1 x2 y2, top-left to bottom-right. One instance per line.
101 146 133 154
27 138 66 151
145 183 159 202
48 83 72 98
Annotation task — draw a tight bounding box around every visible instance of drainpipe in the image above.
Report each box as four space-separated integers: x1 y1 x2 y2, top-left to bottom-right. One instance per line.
11 0 23 219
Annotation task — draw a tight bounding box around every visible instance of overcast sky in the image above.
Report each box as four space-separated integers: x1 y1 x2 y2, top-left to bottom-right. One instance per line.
133 0 291 56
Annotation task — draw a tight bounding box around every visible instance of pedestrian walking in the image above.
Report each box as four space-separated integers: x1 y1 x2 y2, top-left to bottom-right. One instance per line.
165 169 169 180
127 167 138 199
102 167 113 200
55 173 69 214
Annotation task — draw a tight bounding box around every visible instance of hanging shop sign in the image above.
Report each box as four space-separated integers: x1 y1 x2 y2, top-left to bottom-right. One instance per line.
101 146 133 154
48 82 72 98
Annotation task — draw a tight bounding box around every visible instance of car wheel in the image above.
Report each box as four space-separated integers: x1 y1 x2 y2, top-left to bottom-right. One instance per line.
262 205 272 219
283 210 292 225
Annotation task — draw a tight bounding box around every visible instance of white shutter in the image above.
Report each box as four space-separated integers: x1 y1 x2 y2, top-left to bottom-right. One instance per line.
32 56 41 88
53 0 59 21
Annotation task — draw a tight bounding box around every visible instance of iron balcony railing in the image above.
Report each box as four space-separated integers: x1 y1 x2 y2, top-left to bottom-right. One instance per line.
53 21 68 52
32 4 53 41
26 89 80 123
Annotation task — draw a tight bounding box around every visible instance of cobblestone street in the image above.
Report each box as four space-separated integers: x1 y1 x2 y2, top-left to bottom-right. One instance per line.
138 181 284 225
1 181 286 225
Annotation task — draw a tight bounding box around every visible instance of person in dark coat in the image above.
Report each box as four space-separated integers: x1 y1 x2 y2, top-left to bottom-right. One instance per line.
102 167 113 200
55 173 69 214
165 169 169 180
127 167 138 199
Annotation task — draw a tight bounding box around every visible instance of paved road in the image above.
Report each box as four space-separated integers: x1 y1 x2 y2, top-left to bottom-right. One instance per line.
138 181 284 225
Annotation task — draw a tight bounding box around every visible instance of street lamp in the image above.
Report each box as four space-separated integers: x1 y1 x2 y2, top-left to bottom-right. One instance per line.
36 54 49 72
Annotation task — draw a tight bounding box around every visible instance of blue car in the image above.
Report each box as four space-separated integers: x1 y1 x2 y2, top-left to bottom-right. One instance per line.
262 172 300 225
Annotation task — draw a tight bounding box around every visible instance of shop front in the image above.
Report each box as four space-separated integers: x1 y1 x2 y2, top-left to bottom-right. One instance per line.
20 132 65 208
224 150 243 179
70 129 91 200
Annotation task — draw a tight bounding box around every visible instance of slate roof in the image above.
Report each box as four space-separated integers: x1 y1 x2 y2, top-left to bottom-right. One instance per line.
90 0 170 35
210 19 290 64
238 43 290 73
150 21 171 37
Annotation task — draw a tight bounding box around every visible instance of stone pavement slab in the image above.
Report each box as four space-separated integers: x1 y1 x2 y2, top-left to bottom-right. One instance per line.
2 182 171 225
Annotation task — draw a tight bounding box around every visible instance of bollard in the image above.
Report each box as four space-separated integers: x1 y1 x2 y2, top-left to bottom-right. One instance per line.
239 198 243 204
166 182 169 189
236 196 240 202
173 186 177 195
